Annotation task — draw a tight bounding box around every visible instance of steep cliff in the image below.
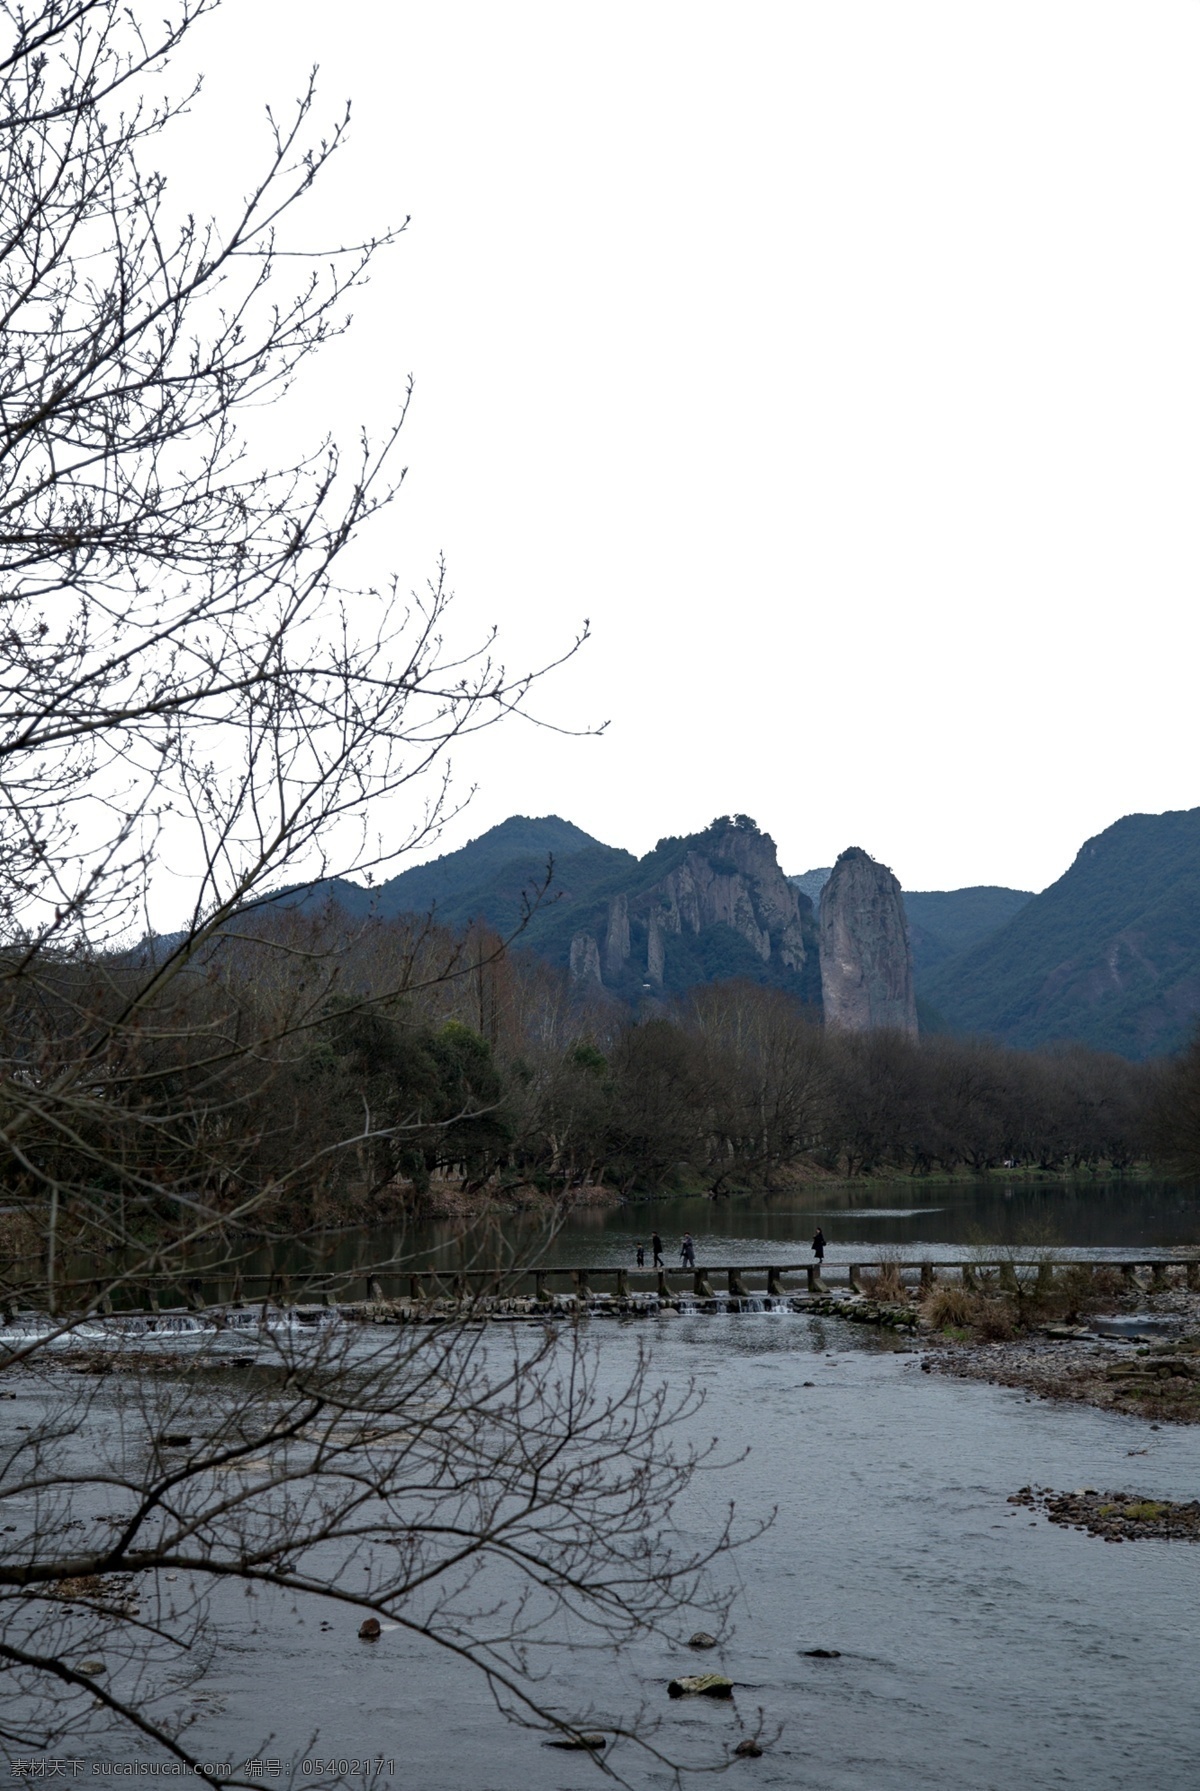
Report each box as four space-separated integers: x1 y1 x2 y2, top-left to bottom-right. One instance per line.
819 847 917 1036
603 892 630 980
591 816 818 999
626 817 812 989
569 931 603 988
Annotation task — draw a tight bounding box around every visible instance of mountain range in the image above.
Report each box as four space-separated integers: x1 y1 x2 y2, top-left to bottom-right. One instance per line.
288 804 1200 1059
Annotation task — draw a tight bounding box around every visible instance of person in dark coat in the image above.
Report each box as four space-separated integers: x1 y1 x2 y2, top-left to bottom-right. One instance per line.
652 1231 664 1268
636 1243 645 1268
812 1226 826 1263
680 1233 696 1270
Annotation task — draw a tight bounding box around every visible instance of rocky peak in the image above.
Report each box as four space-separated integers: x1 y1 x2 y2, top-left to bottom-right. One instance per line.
818 847 917 1036
603 893 630 980
568 931 602 988
637 817 812 986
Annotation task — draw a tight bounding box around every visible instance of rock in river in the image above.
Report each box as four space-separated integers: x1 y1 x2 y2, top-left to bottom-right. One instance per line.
668 1673 733 1698
358 1618 382 1641
687 1631 718 1649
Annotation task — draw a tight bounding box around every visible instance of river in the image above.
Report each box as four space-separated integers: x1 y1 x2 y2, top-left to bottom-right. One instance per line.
280 1174 1200 1284
7 1179 1200 1788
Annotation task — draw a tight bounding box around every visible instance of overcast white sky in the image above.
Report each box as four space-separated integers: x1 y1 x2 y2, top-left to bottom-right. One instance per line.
188 1 1200 895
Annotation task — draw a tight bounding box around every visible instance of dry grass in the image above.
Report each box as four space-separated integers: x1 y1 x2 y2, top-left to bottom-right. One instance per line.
920 1284 1016 1340
862 1249 907 1301
920 1285 977 1330
973 1300 1017 1341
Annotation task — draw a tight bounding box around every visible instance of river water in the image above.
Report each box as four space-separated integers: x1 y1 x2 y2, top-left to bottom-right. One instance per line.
7 1181 1200 1788
294 1175 1200 1284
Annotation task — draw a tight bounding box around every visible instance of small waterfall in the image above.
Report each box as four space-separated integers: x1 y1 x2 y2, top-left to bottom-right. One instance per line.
0 1303 342 1356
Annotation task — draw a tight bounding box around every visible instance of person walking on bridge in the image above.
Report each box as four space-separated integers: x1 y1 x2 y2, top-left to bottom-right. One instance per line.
680 1233 696 1271
812 1226 826 1266
652 1231 664 1269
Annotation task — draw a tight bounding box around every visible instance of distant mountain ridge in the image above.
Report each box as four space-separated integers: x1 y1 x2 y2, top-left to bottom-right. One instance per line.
903 886 1033 975
288 814 822 1003
922 807 1200 1058
275 803 1200 1058
789 867 833 904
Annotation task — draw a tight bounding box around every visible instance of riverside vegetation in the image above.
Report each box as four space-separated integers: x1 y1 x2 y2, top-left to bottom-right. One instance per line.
3 903 1178 1244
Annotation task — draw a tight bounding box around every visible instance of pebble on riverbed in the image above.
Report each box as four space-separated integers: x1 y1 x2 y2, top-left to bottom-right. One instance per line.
926 1327 1200 1423
1010 1485 1200 1542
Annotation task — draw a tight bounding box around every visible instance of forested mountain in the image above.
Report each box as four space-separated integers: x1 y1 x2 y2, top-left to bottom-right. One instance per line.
904 886 1032 975
922 808 1200 1058
276 805 1200 1058
286 815 822 1003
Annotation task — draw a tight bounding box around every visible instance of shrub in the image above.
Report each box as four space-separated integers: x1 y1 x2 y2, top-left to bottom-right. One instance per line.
973 1300 1017 1341
921 1286 977 1330
863 1249 907 1301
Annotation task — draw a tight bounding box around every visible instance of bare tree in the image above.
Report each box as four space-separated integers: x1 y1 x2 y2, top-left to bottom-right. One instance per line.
0 0 583 1260
679 982 828 1194
2 1316 756 1780
0 6 758 1781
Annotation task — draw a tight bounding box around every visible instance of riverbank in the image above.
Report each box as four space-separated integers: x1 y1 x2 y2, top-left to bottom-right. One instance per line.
921 1286 1200 1422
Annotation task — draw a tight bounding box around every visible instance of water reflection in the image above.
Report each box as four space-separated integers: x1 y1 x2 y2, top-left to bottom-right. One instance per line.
59 1178 1200 1303
386 1177 1200 1273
